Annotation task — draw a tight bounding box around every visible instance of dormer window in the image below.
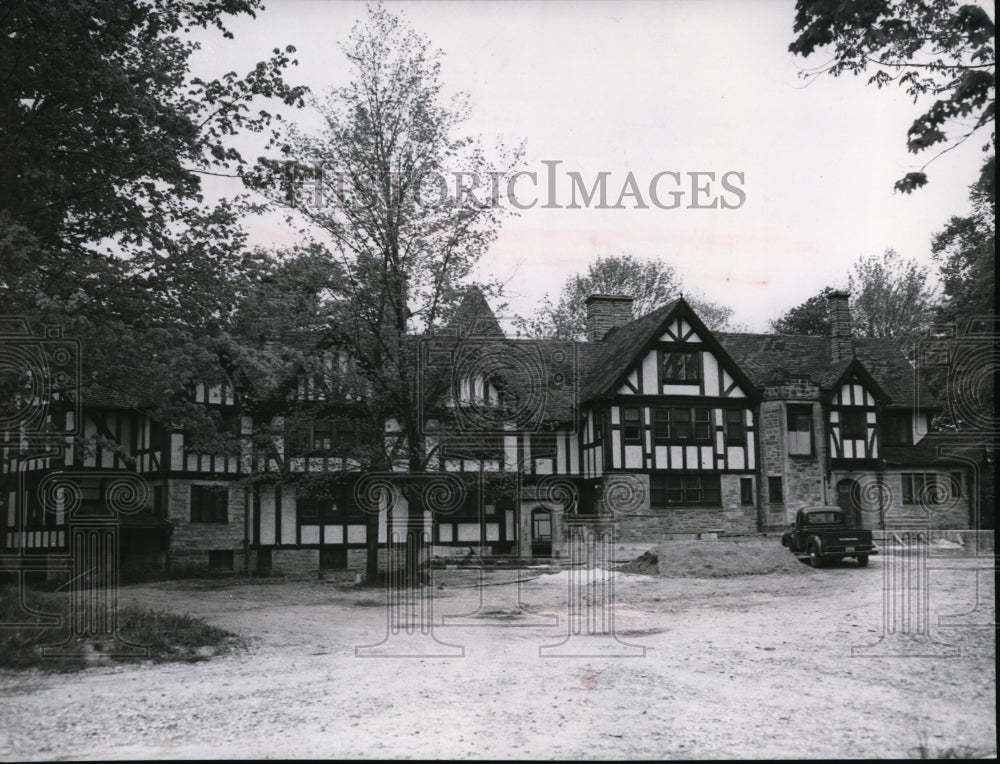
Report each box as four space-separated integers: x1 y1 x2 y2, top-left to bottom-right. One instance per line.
840 410 867 439
883 411 912 445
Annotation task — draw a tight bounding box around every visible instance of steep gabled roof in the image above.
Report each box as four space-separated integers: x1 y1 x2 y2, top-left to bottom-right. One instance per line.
579 299 680 402
820 357 891 404
579 298 757 403
855 338 937 410
717 333 939 409
444 287 505 339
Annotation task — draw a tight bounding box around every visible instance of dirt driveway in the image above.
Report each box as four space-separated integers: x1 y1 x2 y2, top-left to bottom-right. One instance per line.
0 548 995 760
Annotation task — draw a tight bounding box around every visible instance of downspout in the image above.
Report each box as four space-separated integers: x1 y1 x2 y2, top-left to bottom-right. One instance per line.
243 482 251 575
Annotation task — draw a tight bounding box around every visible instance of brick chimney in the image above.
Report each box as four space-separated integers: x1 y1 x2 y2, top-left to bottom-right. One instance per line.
826 290 853 362
585 294 634 342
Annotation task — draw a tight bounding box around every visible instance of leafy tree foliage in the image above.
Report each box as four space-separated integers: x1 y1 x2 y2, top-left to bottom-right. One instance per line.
769 287 836 335
849 248 938 344
770 250 938 346
789 0 995 192
0 0 306 417
932 163 996 324
518 254 741 340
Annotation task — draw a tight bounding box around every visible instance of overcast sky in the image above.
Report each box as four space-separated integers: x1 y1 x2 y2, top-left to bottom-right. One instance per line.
196 0 991 332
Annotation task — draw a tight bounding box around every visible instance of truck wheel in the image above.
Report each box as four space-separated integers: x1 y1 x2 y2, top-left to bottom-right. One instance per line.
808 542 824 568
857 554 869 567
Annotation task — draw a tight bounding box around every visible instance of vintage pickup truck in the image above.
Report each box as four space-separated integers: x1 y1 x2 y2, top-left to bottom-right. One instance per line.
780 506 878 568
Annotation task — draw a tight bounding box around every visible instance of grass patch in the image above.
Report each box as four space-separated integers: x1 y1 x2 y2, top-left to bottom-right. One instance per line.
0 587 247 672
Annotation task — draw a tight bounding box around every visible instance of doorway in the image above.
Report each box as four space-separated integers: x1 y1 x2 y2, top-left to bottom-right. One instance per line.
530 508 552 558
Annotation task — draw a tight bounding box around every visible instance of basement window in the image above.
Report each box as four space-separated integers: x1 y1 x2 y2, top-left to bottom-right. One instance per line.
208 550 234 571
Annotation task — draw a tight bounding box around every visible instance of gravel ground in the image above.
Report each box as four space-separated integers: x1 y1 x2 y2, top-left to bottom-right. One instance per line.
0 546 995 760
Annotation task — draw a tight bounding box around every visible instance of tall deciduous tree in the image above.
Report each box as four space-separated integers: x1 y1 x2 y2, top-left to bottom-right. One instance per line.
848 248 938 345
248 4 521 583
789 0 995 192
932 163 996 324
517 254 741 340
770 250 939 346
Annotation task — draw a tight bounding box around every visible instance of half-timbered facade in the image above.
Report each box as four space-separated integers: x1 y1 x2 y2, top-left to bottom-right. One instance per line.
0 289 976 576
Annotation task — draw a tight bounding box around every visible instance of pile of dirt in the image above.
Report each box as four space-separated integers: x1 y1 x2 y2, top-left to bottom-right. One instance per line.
619 542 811 578
618 550 661 575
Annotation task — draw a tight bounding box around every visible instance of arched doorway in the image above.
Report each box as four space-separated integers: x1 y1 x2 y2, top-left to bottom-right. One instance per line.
836 478 862 528
530 508 552 558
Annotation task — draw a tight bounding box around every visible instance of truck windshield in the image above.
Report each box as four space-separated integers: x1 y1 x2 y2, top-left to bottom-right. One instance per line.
805 512 842 524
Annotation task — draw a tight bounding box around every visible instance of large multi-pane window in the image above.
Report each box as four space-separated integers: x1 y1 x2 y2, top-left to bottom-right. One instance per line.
901 473 961 505
649 475 721 507
288 418 374 456
786 404 812 455
661 350 700 384
297 494 339 522
652 407 713 444
190 484 228 524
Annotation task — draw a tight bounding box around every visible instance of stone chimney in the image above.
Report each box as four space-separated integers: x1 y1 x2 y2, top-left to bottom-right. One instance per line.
585 294 634 342
827 290 853 362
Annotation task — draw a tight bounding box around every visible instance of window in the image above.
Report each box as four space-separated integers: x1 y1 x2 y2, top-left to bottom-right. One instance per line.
649 475 721 507
532 509 552 540
740 477 753 506
190 485 228 524
622 407 642 443
883 411 912 445
840 410 867 439
307 418 374 454
725 409 744 446
653 408 671 443
653 407 717 443
787 404 812 455
533 432 557 457
673 408 691 440
661 350 700 383
694 409 712 441
298 494 339 522
805 511 842 525
208 549 234 571
768 476 783 503
220 412 242 436
312 420 334 450
320 548 347 570
902 473 959 505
